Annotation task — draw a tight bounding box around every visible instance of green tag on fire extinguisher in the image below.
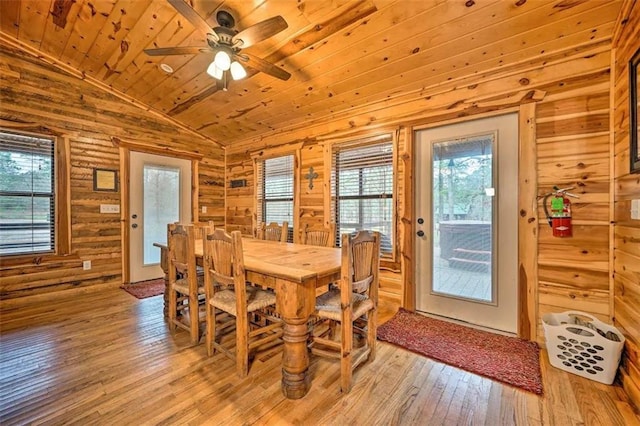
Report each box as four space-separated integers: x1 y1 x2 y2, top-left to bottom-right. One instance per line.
551 197 564 215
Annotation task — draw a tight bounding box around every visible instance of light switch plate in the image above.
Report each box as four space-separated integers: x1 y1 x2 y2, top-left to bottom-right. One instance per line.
100 204 120 214
631 199 640 220
201 205 207 213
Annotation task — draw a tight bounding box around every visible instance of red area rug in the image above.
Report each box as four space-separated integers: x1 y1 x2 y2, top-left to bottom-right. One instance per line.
120 278 165 299
377 308 543 394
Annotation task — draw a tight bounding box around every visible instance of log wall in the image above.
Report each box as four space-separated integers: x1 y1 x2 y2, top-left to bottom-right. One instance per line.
226 38 617 340
612 0 640 411
0 44 225 302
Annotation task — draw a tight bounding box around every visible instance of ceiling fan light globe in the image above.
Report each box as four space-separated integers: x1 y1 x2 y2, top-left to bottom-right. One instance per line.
214 50 231 71
207 62 223 80
230 61 247 80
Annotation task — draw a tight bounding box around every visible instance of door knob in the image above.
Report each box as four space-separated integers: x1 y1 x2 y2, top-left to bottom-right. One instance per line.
132 223 138 229
417 218 424 224
416 230 425 237
132 214 138 219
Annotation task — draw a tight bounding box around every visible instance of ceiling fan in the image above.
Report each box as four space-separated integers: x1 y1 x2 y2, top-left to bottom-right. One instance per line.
144 0 291 90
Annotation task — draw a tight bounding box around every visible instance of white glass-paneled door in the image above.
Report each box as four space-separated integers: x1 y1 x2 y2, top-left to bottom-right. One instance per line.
129 152 191 283
414 113 518 333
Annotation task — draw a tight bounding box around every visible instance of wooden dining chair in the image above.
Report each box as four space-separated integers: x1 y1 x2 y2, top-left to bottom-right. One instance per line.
300 223 336 247
203 228 283 377
309 230 380 393
167 223 211 345
258 221 289 242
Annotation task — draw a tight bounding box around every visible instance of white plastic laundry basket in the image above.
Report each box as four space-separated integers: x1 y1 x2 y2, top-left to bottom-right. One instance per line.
542 311 625 385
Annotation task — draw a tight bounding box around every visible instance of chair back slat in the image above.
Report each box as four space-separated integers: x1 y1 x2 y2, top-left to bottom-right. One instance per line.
342 231 380 300
203 228 247 306
301 223 335 247
259 222 289 242
168 223 197 287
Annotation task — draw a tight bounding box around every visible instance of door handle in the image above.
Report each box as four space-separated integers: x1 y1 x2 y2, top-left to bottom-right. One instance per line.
132 223 138 229
416 230 425 237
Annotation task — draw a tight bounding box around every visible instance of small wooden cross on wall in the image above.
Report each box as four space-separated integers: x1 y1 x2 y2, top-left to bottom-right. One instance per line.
305 167 319 190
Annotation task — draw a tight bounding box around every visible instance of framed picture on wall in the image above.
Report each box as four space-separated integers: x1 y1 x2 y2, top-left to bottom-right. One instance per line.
93 168 119 192
630 46 640 174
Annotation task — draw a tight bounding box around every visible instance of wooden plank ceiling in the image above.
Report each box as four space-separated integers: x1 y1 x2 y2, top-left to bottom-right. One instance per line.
0 0 623 148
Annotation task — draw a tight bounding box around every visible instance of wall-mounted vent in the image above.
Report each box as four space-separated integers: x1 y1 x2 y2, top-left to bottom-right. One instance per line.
230 179 247 188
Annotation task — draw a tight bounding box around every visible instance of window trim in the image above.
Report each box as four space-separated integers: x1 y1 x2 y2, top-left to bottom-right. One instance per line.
0 121 72 264
324 130 398 263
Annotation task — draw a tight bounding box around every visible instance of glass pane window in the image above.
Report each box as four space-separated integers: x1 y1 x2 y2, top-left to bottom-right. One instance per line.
431 134 494 302
143 165 180 265
332 135 394 255
256 155 294 241
0 131 55 256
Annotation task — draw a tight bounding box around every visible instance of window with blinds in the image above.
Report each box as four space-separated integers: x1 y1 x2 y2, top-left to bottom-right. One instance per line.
331 134 394 255
256 155 294 241
0 131 56 256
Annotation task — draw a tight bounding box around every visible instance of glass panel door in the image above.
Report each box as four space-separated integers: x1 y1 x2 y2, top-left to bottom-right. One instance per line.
431 135 495 302
415 113 518 333
129 152 191 283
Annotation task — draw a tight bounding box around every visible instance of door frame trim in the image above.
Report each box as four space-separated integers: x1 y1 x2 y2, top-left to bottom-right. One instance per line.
114 138 202 284
403 105 538 339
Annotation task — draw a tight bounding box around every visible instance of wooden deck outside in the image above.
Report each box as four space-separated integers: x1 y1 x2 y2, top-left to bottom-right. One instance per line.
432 247 492 302
1 288 638 425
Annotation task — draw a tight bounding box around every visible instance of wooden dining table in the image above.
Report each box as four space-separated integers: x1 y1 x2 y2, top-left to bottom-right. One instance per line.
154 238 341 399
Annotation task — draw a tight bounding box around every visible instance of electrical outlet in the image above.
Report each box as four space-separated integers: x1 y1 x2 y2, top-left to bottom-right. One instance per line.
83 260 91 270
201 205 207 213
100 204 120 214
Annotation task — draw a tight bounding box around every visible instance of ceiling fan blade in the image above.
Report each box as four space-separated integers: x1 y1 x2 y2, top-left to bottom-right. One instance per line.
144 46 206 56
232 16 287 48
168 0 217 41
241 53 291 81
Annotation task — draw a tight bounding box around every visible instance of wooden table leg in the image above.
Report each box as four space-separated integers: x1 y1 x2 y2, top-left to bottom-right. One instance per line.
281 318 311 399
276 277 316 399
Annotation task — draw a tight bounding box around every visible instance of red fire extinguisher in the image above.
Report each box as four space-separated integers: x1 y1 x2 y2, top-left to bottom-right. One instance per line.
543 186 578 237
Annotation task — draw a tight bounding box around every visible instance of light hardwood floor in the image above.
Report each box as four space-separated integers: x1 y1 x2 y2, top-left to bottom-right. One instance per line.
0 288 638 425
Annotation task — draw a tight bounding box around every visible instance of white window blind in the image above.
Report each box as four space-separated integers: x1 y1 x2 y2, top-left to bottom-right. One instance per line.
256 155 294 241
331 134 394 254
0 131 55 256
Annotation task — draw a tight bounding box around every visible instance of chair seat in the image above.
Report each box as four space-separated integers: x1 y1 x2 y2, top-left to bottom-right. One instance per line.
315 289 374 321
172 275 205 295
209 286 277 316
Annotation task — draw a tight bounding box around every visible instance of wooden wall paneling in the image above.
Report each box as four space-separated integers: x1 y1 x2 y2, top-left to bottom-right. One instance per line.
225 152 254 235
298 143 326 242
0 44 225 301
224 43 617 344
612 0 640 411
518 102 538 340
0 34 221 149
323 142 332 231
227 43 611 154
609 48 617 321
